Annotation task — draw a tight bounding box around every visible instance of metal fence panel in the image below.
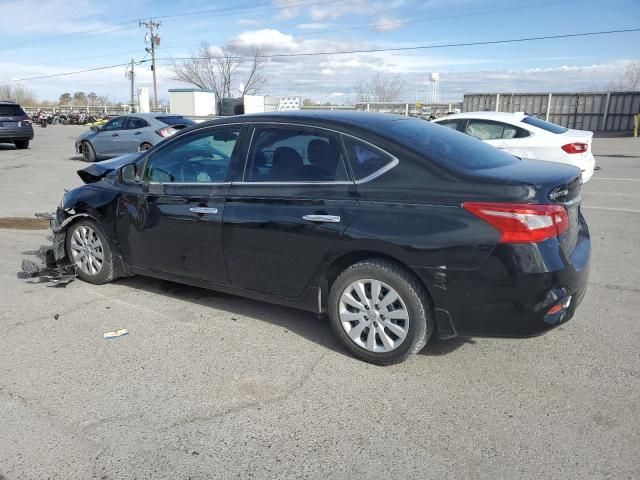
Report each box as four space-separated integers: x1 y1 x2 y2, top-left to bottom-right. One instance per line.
463 92 640 132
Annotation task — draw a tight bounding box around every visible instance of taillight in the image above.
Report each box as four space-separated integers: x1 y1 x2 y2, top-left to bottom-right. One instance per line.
20 118 32 126
561 143 588 154
156 126 177 138
463 202 569 243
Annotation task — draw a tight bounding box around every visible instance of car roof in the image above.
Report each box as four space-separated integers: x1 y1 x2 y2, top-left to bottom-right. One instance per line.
0 100 20 106
198 110 413 130
435 111 528 122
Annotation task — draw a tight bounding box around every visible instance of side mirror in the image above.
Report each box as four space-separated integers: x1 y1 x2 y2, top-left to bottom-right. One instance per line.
120 164 138 183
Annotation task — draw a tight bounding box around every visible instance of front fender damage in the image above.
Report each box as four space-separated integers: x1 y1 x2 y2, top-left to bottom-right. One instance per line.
20 186 129 284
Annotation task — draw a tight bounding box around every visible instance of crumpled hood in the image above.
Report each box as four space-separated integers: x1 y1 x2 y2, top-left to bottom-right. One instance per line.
77 152 142 184
77 129 98 142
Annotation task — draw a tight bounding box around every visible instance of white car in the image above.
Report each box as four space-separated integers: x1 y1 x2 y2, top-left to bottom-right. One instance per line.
433 112 595 182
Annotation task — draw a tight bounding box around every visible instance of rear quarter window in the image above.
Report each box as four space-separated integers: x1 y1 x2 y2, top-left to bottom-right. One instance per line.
0 105 26 116
156 116 195 127
522 116 568 134
373 118 520 171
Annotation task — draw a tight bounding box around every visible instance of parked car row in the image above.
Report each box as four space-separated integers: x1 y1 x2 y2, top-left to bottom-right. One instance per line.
46 111 590 364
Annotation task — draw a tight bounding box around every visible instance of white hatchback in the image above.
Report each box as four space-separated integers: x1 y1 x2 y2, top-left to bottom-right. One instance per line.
433 112 596 182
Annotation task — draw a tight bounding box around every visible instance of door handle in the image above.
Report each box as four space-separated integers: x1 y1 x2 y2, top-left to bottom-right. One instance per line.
189 207 219 214
112 133 119 137
134 131 142 135
302 214 341 223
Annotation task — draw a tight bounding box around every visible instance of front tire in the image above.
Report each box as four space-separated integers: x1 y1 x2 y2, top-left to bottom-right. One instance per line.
65 219 116 285
82 141 96 162
139 142 153 151
14 140 29 149
328 259 433 365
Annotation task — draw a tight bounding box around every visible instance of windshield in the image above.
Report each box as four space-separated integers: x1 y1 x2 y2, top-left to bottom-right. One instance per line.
156 116 195 127
522 116 568 134
373 117 520 171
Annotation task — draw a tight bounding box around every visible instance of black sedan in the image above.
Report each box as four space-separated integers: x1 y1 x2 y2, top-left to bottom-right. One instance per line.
48 111 590 364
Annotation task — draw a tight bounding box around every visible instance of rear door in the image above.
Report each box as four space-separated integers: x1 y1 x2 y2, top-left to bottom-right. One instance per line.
117 125 243 282
465 119 522 152
222 123 358 297
118 116 149 153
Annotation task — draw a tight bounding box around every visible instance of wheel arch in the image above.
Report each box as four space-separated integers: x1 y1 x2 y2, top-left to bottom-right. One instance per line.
318 250 435 316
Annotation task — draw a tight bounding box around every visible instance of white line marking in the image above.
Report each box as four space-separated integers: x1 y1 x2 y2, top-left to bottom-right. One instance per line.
591 178 640 182
582 206 640 214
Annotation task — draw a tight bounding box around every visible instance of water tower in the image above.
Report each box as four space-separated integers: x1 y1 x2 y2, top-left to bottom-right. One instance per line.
426 72 440 103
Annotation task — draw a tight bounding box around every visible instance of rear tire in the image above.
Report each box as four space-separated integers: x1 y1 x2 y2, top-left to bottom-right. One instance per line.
65 219 116 285
139 142 153 151
82 141 96 162
328 259 433 365
14 140 29 149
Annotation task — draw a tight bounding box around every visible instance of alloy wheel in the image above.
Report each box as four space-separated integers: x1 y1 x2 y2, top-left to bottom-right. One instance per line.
69 225 104 275
339 279 410 353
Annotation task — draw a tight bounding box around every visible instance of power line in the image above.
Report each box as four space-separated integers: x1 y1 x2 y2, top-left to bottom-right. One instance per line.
0 0 338 52
3 27 638 83
0 61 149 84
164 27 640 61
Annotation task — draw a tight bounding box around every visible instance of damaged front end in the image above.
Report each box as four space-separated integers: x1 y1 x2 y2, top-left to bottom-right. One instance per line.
20 153 138 285
20 211 78 285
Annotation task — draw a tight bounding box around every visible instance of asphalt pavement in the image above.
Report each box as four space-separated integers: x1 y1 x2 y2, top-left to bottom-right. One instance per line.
0 125 638 479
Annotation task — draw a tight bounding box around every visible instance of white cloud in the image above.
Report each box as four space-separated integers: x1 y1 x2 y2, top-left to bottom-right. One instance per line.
370 16 407 32
321 68 336 76
236 18 261 27
296 23 331 30
2 0 116 34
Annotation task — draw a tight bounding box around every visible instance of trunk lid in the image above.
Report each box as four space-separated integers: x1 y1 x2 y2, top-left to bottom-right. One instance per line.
468 158 583 254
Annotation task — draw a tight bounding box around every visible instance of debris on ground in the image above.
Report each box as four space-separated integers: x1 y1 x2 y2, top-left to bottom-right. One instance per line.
103 329 129 339
54 313 59 320
20 258 76 285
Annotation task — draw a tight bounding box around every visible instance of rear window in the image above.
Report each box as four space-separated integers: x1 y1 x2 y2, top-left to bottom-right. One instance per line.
522 116 568 134
0 105 25 117
156 116 195 127
373 118 519 171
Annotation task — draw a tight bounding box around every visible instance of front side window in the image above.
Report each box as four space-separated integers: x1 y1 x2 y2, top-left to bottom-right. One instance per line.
102 117 127 131
342 136 396 181
244 126 349 182
143 127 240 183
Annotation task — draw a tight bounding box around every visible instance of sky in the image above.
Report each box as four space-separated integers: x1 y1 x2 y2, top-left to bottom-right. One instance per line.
1 0 639 104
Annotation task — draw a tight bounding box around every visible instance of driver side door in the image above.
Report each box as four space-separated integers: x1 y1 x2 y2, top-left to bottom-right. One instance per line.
93 116 128 156
117 125 244 283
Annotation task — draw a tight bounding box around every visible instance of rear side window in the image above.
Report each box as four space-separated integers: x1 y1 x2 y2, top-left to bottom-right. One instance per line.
244 126 350 182
372 117 519 171
522 116 568 134
437 120 463 131
0 105 25 116
342 136 396 181
127 117 149 129
156 116 195 127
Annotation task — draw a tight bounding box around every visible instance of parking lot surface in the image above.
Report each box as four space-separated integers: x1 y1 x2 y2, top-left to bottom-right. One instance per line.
1 126 639 479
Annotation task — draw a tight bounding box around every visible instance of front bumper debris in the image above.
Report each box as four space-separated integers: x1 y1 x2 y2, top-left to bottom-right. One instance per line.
19 212 77 285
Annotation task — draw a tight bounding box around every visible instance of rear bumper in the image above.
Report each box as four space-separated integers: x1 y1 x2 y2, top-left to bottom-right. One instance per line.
0 126 34 141
416 213 591 338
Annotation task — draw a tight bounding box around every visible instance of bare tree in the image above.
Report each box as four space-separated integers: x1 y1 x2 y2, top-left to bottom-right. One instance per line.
352 73 404 103
171 42 266 102
0 83 37 104
607 62 640 91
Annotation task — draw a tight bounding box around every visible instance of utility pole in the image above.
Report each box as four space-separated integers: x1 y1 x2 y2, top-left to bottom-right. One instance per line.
127 59 135 113
139 18 161 109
